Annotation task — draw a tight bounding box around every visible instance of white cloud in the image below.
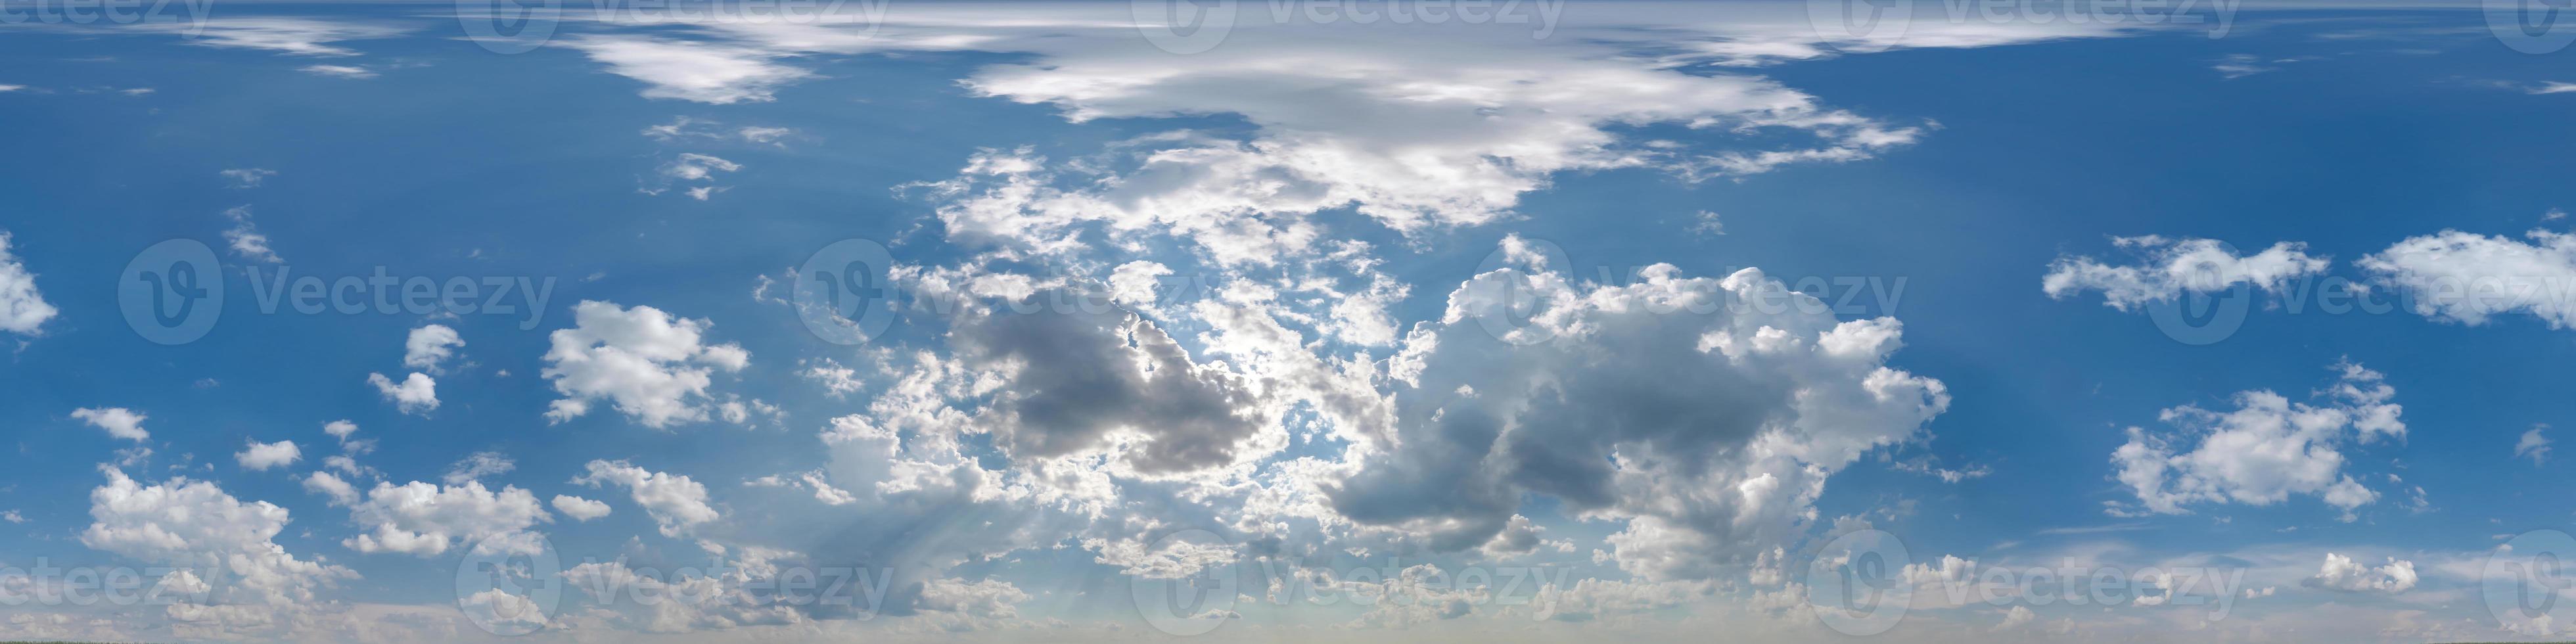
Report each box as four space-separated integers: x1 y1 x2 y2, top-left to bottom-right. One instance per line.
323 419 358 443
2529 81 2576 95
219 168 276 187
2307 553 2416 593
302 471 359 507
2110 362 2405 520
2516 425 2551 465
81 467 356 607
647 153 740 200
341 480 549 557
367 371 439 415
1338 258 1948 580
541 301 748 428
219 205 281 263
2358 229 2576 329
572 459 718 537
2044 235 2330 310
1994 605 2035 631
2213 53 2283 79
551 495 611 521
71 407 149 442
442 451 515 485
402 324 465 372
566 36 812 104
0 231 60 336
298 64 375 78
235 440 302 471
126 17 407 57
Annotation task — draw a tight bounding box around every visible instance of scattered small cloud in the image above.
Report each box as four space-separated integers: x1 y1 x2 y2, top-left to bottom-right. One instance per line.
300 64 377 79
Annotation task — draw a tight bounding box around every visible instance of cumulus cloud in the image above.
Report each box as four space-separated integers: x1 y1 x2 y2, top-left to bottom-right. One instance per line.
1333 258 1948 580
323 419 359 444
573 459 718 537
302 471 359 507
2110 362 2406 521
341 480 549 557
0 231 59 336
551 495 611 521
541 301 748 428
81 467 357 609
235 440 301 471
402 324 464 372
2358 229 2576 329
2307 553 2416 593
2044 235 2330 310
72 407 150 442
367 371 439 415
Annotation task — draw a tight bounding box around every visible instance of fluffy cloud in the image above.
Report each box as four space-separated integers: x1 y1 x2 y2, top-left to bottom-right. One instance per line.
1333 258 1948 580
573 459 718 537
302 471 359 507
541 301 749 428
0 231 58 336
234 440 301 471
71 407 149 442
402 324 464 372
341 480 549 557
2110 362 2406 520
367 371 439 414
2307 553 2416 593
323 419 359 446
944 301 1270 474
2044 235 2330 310
81 468 356 608
2358 229 2576 329
551 495 611 521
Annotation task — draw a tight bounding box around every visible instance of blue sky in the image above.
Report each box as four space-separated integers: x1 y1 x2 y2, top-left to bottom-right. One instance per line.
4 1 2576 641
